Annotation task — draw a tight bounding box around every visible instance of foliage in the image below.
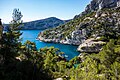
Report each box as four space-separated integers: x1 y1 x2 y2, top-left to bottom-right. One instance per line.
39 8 120 44
1 7 120 80
10 8 23 30
69 39 120 80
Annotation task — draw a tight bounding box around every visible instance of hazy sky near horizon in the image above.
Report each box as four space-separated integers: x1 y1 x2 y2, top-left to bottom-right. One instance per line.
1 0 91 23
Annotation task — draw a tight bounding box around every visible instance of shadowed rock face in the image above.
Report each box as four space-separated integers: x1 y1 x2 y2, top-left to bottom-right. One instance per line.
99 0 117 8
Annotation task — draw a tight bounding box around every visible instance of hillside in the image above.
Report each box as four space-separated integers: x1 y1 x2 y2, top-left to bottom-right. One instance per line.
4 17 67 30
22 17 67 29
74 0 120 18
1 0 120 80
20 17 69 30
38 0 120 53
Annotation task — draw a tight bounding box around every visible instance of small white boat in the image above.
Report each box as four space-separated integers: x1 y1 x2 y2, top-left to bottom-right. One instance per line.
64 55 68 58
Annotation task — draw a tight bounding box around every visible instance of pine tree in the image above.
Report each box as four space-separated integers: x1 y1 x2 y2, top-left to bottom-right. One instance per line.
0 8 23 63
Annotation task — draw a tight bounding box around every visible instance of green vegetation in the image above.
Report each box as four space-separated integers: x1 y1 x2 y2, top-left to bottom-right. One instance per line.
1 8 120 80
40 8 120 43
20 17 66 30
71 39 120 80
40 11 96 40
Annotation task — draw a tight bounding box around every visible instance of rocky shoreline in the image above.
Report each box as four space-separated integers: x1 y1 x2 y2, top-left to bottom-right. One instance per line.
37 31 81 46
37 32 106 53
37 34 75 45
37 0 120 54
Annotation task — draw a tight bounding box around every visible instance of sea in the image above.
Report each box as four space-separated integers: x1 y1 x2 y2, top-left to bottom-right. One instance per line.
20 30 80 60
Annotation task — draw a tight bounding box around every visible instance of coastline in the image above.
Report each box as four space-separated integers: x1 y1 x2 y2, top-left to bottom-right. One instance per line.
37 32 106 54
37 34 80 46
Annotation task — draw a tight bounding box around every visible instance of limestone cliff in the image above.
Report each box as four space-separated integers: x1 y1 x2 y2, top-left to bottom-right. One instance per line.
75 0 120 18
38 0 120 53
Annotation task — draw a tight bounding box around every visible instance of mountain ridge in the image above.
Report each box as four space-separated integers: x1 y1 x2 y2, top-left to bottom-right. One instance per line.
20 17 69 30
3 17 70 30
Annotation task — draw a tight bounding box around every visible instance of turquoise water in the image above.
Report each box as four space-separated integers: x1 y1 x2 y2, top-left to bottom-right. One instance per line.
20 30 80 60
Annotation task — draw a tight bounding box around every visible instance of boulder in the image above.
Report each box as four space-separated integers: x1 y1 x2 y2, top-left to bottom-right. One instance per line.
54 78 63 80
77 38 106 53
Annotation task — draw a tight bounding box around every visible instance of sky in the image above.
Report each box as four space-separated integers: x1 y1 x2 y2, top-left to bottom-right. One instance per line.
1 0 91 24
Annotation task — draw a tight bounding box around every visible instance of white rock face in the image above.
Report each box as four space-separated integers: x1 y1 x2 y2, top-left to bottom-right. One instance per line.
67 30 86 45
117 0 120 7
98 0 117 8
75 0 119 19
77 38 106 53
82 0 118 17
95 10 101 17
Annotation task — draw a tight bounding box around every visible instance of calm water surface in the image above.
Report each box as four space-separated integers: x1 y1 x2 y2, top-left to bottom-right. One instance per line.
20 30 79 60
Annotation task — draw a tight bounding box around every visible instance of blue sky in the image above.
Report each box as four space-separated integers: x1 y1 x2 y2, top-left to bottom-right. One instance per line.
1 0 91 23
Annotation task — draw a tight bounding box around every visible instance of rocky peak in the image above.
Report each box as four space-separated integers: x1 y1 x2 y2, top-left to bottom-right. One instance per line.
75 0 119 19
86 0 118 11
117 0 120 7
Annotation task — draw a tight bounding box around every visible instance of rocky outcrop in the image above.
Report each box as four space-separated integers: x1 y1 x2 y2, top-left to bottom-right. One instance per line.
54 78 63 80
64 30 87 45
98 0 117 9
117 0 120 7
75 0 119 19
38 29 87 45
38 1 120 53
77 38 106 53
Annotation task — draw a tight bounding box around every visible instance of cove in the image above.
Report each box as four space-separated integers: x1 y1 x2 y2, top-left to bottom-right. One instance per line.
20 30 80 60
